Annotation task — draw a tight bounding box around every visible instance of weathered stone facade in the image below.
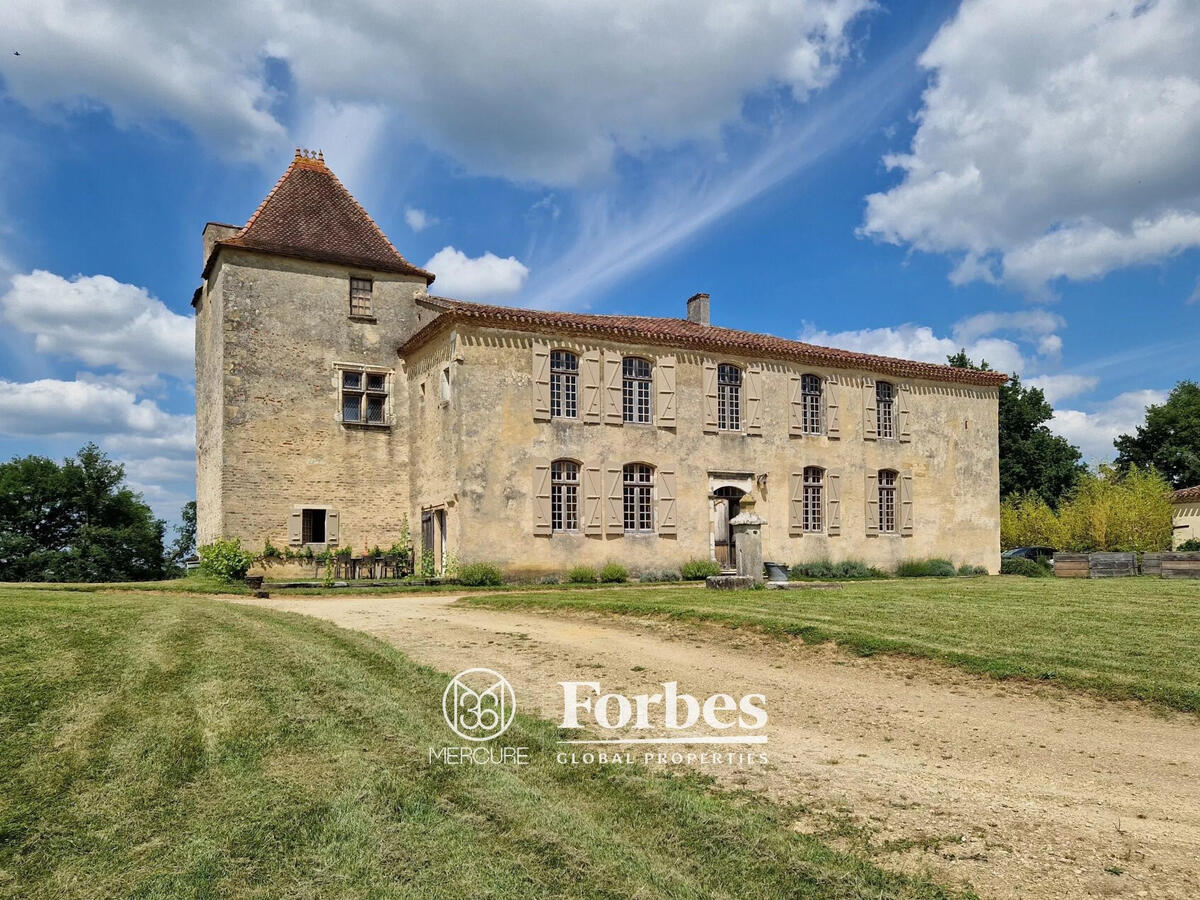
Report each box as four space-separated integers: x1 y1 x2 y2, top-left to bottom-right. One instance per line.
195 152 1004 576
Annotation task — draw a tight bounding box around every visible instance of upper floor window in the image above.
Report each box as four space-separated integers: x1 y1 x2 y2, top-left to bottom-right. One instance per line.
801 374 822 434
551 459 579 532
878 469 898 533
341 367 388 425
876 381 895 439
622 357 653 424
550 350 578 419
623 463 654 533
803 466 824 532
717 364 742 431
349 277 373 317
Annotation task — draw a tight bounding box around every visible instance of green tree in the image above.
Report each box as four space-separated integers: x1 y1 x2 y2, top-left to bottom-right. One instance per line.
0 443 166 582
1114 380 1200 489
168 500 197 569
949 350 1084 505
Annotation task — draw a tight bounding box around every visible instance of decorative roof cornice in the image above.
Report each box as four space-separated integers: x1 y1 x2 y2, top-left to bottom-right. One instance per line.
398 297 1010 387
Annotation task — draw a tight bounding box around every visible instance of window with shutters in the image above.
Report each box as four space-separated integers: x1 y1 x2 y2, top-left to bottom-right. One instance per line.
550 350 578 419
878 469 898 533
876 381 895 439
301 508 326 543
803 466 824 532
717 364 741 431
801 374 823 434
349 277 373 317
551 459 580 532
339 366 389 425
622 357 653 424
623 463 654 533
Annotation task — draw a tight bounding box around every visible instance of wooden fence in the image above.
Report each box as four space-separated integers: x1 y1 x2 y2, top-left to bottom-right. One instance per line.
1053 551 1200 578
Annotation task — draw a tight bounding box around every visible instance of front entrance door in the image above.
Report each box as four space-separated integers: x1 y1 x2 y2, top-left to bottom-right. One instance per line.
421 508 448 574
713 487 744 571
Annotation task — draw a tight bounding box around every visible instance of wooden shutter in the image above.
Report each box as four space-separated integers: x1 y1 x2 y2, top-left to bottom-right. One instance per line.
825 375 840 439
745 364 764 434
288 509 302 545
865 473 879 535
703 361 718 433
580 351 602 423
788 472 803 535
583 466 603 535
898 383 913 442
827 471 841 535
326 509 340 545
532 461 551 535
657 469 677 534
862 377 877 440
603 351 622 424
656 356 676 426
605 467 623 532
788 376 803 436
532 341 550 421
900 472 914 535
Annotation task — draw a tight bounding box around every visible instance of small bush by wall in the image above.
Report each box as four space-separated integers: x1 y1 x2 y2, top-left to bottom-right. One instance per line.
789 559 886 580
598 562 628 583
1000 557 1050 577
198 538 255 582
1179 539 1200 551
680 559 722 580
567 566 597 584
957 564 989 576
895 558 957 578
458 562 504 586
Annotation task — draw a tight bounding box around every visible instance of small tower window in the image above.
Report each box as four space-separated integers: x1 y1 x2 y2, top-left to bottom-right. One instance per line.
350 277 373 317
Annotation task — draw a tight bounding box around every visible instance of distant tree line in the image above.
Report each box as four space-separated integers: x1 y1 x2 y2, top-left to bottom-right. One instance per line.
0 444 193 582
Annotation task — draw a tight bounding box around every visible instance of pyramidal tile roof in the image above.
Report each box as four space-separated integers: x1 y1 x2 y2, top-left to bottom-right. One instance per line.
400 296 1010 387
202 149 434 282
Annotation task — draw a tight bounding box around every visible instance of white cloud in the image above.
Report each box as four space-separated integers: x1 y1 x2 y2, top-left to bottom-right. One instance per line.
424 246 529 299
1025 373 1098 405
861 0 1200 291
799 321 1026 375
1188 278 1200 305
951 310 1065 345
0 0 871 183
0 378 193 444
1 271 193 378
405 208 435 232
1036 334 1063 357
1050 389 1167 463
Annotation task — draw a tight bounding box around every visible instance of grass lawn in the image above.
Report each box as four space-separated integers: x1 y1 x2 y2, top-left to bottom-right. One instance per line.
0 586 967 899
461 577 1200 713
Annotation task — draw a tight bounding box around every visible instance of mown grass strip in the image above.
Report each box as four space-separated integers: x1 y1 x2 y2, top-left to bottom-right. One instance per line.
461 577 1200 712
0 586 969 899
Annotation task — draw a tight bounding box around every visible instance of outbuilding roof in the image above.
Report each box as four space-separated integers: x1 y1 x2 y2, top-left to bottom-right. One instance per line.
399 296 1010 387
201 149 434 282
1173 485 1200 503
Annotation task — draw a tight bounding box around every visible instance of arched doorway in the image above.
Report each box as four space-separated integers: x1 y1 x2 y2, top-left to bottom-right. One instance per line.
712 486 745 571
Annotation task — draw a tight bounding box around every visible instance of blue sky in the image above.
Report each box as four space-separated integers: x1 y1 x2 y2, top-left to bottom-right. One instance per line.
1 0 1198 524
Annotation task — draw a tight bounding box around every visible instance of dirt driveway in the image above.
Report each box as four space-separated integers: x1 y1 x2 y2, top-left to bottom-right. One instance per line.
236 592 1200 899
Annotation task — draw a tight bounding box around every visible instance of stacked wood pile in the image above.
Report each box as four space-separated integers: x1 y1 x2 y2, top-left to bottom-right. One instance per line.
1051 553 1089 578
1161 553 1200 579
1141 553 1163 577
1087 552 1138 577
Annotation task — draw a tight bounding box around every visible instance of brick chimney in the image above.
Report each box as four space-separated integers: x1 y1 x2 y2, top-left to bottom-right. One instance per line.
686 292 710 325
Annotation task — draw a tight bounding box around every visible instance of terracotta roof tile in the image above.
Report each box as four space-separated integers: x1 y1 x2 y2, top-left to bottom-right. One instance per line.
202 150 434 282
400 297 1010 387
1173 485 1200 503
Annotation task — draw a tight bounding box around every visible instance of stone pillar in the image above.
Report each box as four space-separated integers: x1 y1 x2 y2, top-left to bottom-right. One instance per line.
729 488 765 584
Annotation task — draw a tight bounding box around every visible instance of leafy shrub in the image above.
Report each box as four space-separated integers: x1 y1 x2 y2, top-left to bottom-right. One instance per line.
680 559 722 580
1000 557 1051 577
1178 539 1200 551
458 562 504 586
958 564 988 576
420 548 437 579
895 558 957 578
198 538 255 582
567 566 597 584
789 559 886 580
598 562 628 583
539 574 562 585
639 570 681 583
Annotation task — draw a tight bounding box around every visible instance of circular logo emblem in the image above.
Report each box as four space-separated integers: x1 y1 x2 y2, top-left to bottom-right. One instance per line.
442 668 516 741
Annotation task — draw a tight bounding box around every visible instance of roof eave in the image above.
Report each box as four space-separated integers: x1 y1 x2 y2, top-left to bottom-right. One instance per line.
201 240 436 283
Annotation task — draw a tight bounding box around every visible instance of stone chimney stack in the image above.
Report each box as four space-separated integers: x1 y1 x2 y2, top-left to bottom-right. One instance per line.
686 292 710 326
202 222 240 270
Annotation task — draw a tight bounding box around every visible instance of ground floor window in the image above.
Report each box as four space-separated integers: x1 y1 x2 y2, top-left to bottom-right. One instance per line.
623 463 654 532
803 466 823 532
302 508 326 543
551 459 579 532
878 469 897 533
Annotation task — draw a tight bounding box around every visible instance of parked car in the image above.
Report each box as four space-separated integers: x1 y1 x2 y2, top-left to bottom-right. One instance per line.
1002 546 1056 565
